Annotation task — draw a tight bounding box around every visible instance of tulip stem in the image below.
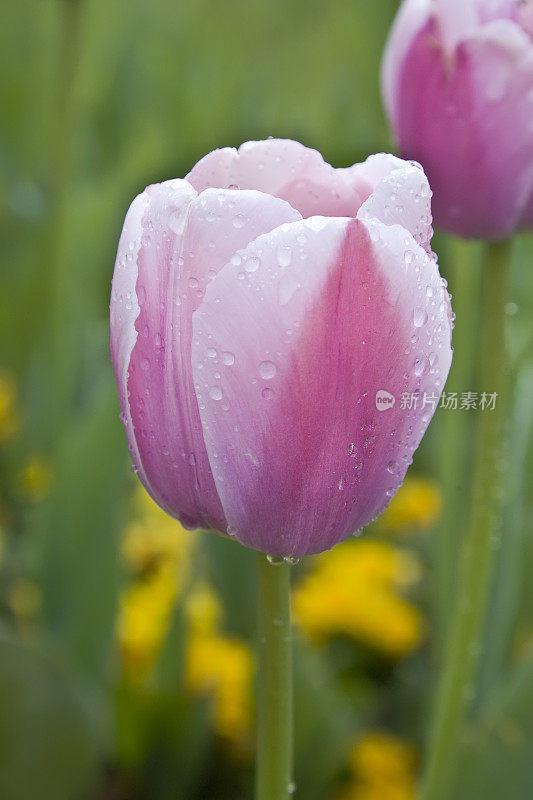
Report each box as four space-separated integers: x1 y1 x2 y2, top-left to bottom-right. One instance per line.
422 239 512 800
256 554 293 800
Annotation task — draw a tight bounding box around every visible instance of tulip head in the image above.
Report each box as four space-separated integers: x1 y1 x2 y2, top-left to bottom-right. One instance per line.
110 139 453 557
382 0 533 239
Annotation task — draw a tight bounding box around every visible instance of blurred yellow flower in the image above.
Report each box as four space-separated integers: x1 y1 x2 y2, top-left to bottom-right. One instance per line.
117 563 179 678
117 486 254 747
293 540 424 658
17 455 54 503
8 578 42 620
121 485 195 574
379 476 442 533
186 630 254 746
0 369 20 446
338 731 417 800
186 580 223 635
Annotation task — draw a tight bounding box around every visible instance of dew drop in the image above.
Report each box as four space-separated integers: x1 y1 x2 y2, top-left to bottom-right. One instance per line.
413 307 428 327
245 255 260 273
230 253 242 267
209 386 223 401
222 351 235 366
233 214 245 228
259 360 277 380
277 245 292 267
266 554 284 565
414 355 430 376
207 347 217 358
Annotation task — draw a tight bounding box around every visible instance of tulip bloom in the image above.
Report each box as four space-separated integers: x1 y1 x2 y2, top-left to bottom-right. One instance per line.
110 139 452 558
382 0 533 239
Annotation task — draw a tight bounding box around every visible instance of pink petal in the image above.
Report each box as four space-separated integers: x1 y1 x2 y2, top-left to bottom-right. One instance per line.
382 0 432 123
110 190 155 492
387 14 533 238
357 163 434 252
191 216 452 557
434 0 480 50
112 180 301 530
340 153 409 204
186 138 363 219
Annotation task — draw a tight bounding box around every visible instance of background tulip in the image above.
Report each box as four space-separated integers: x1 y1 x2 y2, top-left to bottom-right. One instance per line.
110 139 453 558
382 0 533 239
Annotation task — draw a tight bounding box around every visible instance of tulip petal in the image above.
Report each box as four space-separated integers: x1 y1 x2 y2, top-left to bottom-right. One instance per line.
192 216 452 557
382 0 432 121
113 180 301 530
357 164 434 252
110 191 153 490
186 138 363 218
387 13 533 238
434 0 479 51
340 153 409 204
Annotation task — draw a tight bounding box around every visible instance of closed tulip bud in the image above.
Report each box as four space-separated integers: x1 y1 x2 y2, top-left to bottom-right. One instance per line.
110 139 453 558
382 0 533 239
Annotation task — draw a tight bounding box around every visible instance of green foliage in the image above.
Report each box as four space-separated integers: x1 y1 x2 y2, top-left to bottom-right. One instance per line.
1 0 533 798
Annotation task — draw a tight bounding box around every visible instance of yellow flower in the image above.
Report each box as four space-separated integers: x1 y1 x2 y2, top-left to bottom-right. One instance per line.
117 563 178 680
293 540 424 658
17 455 54 503
186 630 254 746
117 485 254 747
186 581 223 635
8 578 42 620
0 370 20 446
337 732 417 800
379 476 442 533
121 486 194 574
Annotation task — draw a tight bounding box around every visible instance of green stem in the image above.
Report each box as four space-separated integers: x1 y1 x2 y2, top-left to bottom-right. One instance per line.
436 238 480 637
422 240 512 800
256 555 293 800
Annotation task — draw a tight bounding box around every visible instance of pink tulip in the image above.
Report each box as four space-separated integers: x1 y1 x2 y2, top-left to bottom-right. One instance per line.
110 139 453 558
382 0 533 240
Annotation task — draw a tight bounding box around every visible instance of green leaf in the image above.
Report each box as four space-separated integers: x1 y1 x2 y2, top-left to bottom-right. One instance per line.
0 626 98 800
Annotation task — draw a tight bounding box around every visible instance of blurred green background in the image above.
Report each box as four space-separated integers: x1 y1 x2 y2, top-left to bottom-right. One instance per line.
1 0 533 798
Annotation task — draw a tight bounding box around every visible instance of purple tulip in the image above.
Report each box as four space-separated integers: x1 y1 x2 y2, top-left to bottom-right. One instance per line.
110 139 453 558
382 0 533 240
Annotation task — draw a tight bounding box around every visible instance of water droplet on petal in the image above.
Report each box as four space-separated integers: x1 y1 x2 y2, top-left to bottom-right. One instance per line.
266 554 284 565
413 307 428 327
414 355 430 376
245 255 260 273
209 386 223 400
222 351 235 366
233 214 245 228
277 245 292 267
259 361 277 380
